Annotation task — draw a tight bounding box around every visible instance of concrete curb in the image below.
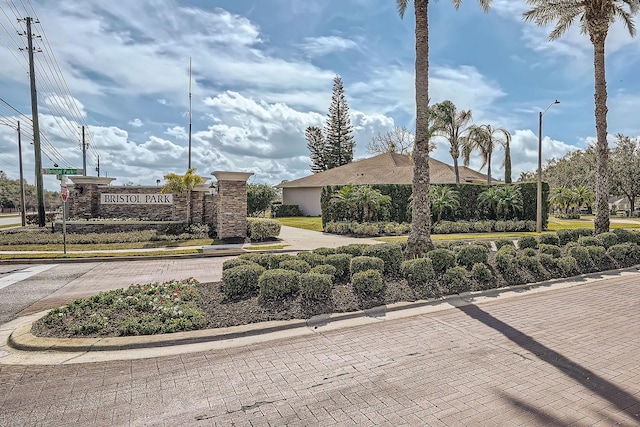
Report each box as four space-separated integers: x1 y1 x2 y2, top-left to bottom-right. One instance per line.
8 265 639 354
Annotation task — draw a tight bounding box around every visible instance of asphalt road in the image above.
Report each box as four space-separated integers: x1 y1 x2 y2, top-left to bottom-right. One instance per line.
0 215 20 227
1 259 640 425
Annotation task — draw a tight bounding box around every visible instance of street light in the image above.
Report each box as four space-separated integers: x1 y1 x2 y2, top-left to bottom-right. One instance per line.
537 100 560 233
0 120 27 227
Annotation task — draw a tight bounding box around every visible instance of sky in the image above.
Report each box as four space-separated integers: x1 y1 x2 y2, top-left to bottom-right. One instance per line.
1 0 640 191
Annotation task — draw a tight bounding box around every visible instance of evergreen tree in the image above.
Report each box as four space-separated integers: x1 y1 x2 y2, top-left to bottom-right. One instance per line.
323 75 355 169
305 126 326 173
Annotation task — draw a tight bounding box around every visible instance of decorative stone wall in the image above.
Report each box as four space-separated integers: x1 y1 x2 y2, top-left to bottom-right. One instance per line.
66 171 252 239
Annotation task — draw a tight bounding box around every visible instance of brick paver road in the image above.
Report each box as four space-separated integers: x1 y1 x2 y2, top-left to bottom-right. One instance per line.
2 273 640 425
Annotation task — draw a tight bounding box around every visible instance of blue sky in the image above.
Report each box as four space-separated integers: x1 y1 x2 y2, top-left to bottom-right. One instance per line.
1 0 640 191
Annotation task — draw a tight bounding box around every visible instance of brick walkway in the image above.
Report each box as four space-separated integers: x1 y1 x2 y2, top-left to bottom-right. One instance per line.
1 274 640 426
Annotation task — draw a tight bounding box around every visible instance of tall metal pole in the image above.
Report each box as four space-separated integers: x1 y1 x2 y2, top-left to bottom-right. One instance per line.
188 56 192 170
25 17 45 227
537 100 560 233
17 121 26 227
82 125 86 175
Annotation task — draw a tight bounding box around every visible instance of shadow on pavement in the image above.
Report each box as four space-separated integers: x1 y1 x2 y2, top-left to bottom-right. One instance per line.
459 304 640 420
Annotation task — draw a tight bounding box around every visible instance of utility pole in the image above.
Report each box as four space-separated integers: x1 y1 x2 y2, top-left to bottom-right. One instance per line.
81 125 87 175
17 121 26 227
95 155 100 177
188 56 192 170
22 17 45 226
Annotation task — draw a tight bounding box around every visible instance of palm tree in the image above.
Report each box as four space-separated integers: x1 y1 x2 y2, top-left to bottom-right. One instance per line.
430 100 473 184
430 185 460 222
353 186 392 222
523 0 640 234
330 184 359 221
462 124 511 185
477 186 500 219
573 185 595 213
495 185 523 220
161 168 206 224
549 186 576 214
396 0 492 259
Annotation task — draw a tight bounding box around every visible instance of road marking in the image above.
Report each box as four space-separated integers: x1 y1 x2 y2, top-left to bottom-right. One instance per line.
0 264 58 290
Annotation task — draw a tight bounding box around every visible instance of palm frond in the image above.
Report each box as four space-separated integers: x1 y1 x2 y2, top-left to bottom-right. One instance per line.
451 0 491 12
396 0 410 18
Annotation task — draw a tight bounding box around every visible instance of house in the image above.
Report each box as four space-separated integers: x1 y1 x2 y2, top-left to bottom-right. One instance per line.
277 152 493 216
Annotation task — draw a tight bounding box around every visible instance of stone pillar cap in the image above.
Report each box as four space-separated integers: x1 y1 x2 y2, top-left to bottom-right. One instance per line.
68 176 116 185
212 171 253 182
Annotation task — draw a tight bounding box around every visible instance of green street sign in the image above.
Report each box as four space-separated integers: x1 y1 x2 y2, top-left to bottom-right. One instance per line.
42 167 80 175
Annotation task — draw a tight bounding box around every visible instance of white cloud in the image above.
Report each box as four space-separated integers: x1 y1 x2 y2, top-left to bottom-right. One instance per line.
128 118 143 127
157 99 169 106
43 94 87 119
299 36 358 56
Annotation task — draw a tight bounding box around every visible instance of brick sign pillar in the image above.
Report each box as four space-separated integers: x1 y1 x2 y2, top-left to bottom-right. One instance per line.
212 171 253 240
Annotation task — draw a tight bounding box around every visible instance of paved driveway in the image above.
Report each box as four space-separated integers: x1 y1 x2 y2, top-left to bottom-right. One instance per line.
1 269 640 425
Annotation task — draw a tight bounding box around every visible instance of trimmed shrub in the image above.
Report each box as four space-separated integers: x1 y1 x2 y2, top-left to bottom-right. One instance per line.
577 236 603 247
350 256 385 276
222 258 255 271
426 249 456 274
539 253 559 272
471 262 493 285
244 253 274 269
363 243 403 276
325 253 353 281
494 250 519 283
585 245 607 266
519 254 543 277
557 228 592 245
538 243 561 258
313 247 336 256
272 204 303 217
518 235 538 250
596 232 618 249
558 256 578 276
495 238 515 250
268 254 297 269
299 273 333 299
607 243 640 266
566 245 593 272
497 244 517 255
471 220 494 233
336 243 370 257
258 269 300 299
279 259 311 274
351 222 380 236
222 264 266 299
310 264 337 279
612 228 640 244
441 267 469 294
401 258 435 287
351 269 384 294
521 248 537 257
296 251 327 268
247 218 281 241
538 233 560 246
455 244 489 268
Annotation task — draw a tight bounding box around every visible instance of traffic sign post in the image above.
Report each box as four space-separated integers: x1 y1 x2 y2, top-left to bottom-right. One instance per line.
60 181 69 255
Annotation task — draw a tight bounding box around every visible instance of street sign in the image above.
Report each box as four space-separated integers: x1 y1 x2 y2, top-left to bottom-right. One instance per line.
60 182 68 202
42 167 80 175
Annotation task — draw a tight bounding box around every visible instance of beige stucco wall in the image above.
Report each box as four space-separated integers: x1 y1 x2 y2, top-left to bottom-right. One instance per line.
282 187 322 216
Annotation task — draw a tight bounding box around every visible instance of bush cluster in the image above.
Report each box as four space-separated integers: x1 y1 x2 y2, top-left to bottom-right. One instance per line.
325 219 536 236
246 218 281 241
271 204 303 217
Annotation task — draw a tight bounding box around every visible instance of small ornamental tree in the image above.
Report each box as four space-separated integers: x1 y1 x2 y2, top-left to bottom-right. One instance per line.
161 168 205 224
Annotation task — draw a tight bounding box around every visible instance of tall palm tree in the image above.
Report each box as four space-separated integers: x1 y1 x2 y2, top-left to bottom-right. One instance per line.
523 0 640 234
462 124 511 185
430 100 473 184
161 168 206 224
396 0 492 259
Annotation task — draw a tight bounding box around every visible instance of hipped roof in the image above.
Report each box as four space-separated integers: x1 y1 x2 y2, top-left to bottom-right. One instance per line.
277 152 492 188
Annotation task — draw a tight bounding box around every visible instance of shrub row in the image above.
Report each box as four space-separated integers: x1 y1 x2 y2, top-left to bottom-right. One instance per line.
325 219 536 236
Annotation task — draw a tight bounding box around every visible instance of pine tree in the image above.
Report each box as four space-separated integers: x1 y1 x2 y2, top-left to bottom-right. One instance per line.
305 126 326 173
323 75 355 169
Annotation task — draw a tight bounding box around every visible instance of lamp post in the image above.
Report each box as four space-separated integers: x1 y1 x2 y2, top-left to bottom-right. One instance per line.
0 120 27 227
537 100 560 233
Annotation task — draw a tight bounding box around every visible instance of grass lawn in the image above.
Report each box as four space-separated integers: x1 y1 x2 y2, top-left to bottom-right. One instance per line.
276 216 323 231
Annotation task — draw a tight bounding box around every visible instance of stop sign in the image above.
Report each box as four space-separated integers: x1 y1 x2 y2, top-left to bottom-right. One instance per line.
61 182 68 202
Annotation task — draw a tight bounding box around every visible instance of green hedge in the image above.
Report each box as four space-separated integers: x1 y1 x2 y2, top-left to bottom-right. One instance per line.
247 218 281 241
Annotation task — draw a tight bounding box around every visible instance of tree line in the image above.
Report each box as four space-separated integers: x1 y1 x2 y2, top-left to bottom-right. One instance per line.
0 171 62 213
